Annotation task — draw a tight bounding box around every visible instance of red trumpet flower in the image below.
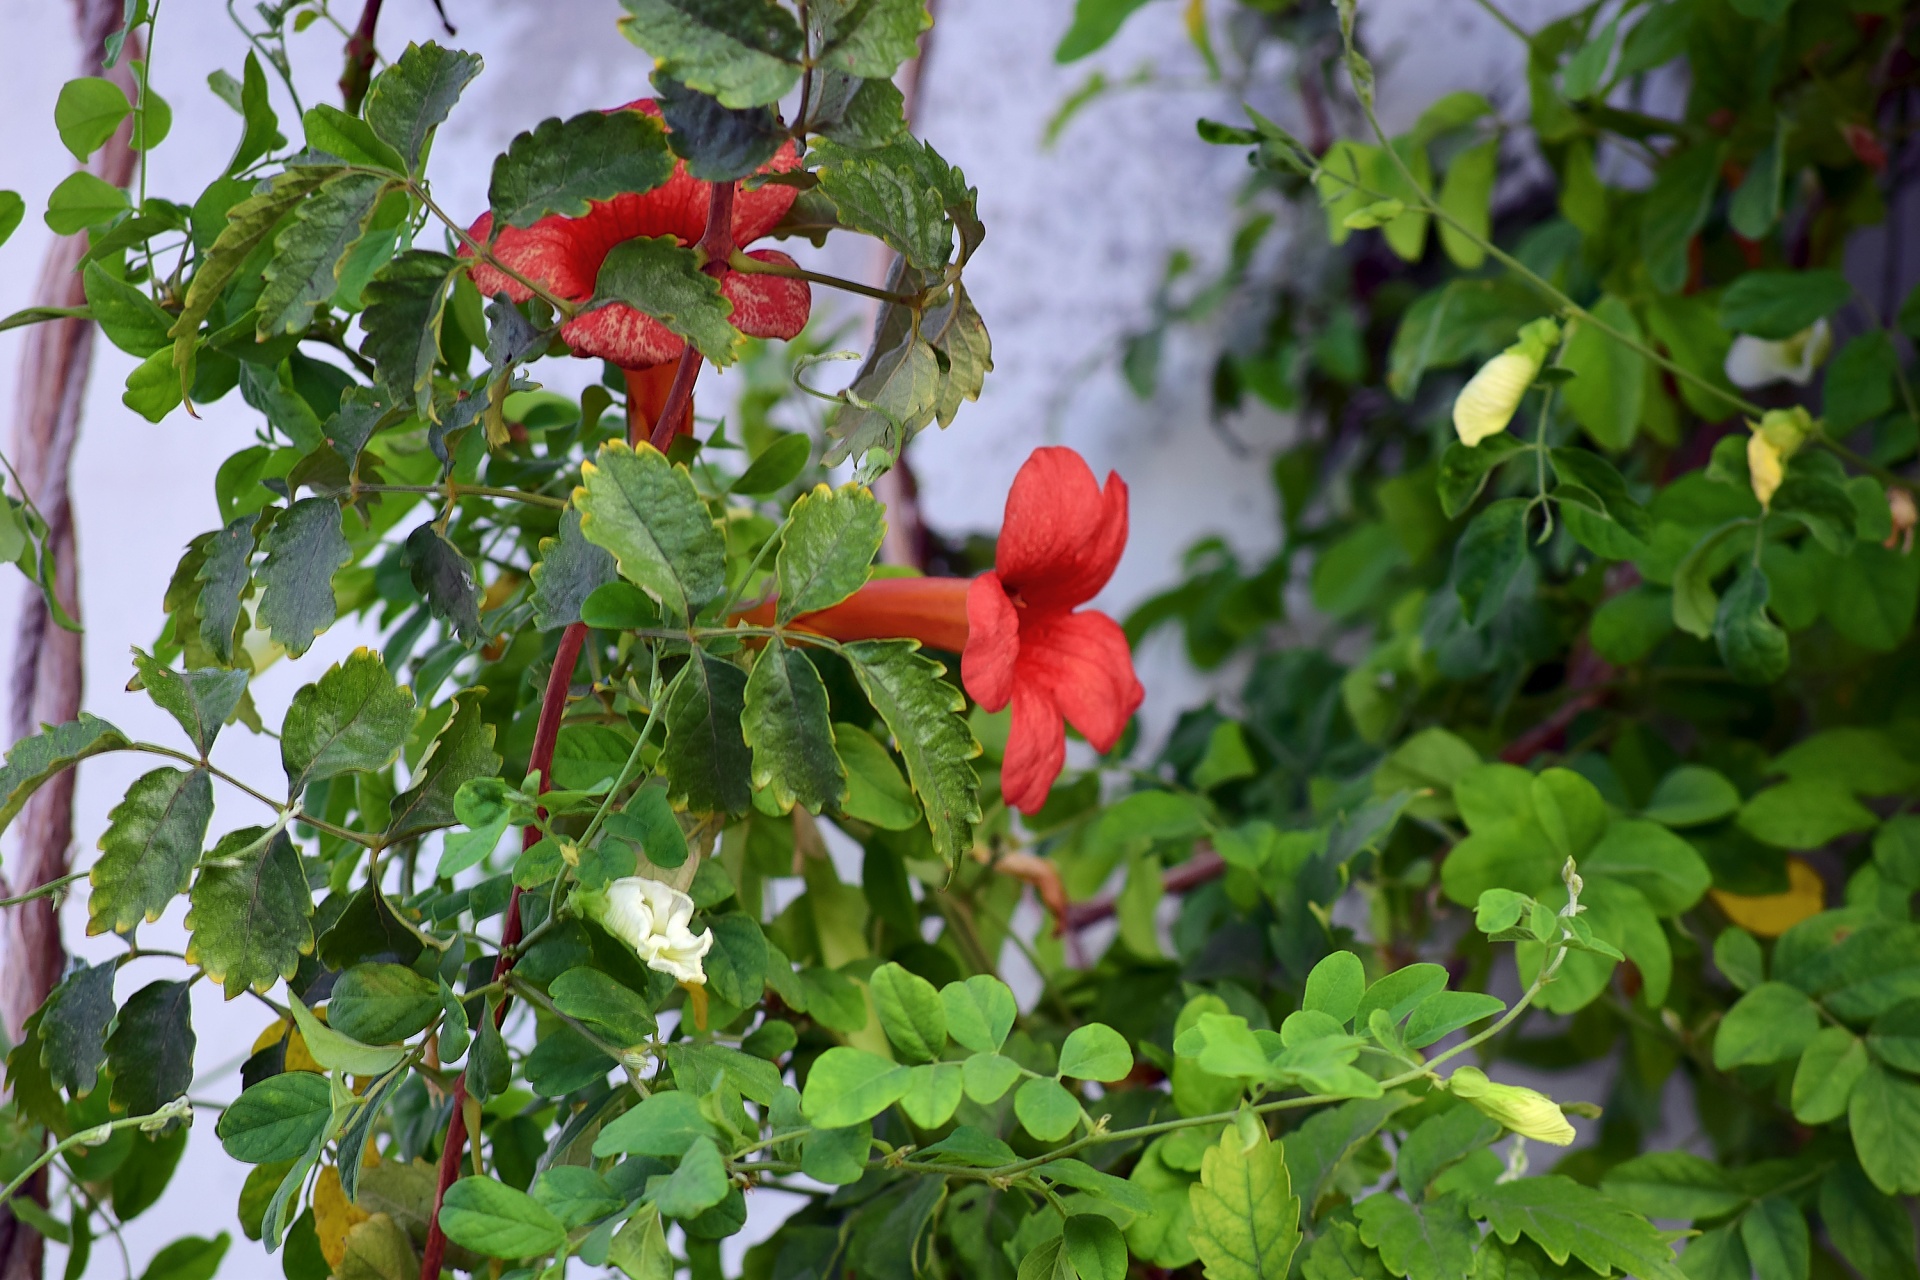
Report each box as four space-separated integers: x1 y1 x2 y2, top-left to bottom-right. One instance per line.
465 99 811 440
754 447 1143 814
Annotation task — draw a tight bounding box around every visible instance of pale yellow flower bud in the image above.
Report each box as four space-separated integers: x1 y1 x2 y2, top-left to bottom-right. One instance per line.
1748 433 1785 509
1447 1066 1577 1145
1887 488 1916 552
1453 319 1561 447
1747 407 1813 510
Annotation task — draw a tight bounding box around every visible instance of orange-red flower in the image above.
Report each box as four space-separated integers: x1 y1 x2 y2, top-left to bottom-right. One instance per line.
465 99 811 436
761 447 1143 814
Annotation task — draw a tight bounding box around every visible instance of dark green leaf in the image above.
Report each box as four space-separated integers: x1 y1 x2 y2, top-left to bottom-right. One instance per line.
550 967 656 1046
704 913 768 1008
844 639 981 866
1549 448 1650 539
439 1176 567 1258
1825 332 1898 431
216 1072 332 1164
617 0 803 108
222 52 284 175
1720 268 1852 340
530 508 616 631
1640 144 1721 295
812 139 961 270
487 108 675 228
40 960 117 1097
743 639 846 814
105 980 195 1119
655 77 785 183
1056 0 1155 61
360 249 459 416
1438 435 1525 519
186 828 313 997
653 1136 730 1219
196 514 255 663
281 648 417 794
1820 1162 1919 1280
0 714 128 839
255 172 395 338
1471 1176 1686 1280
577 440 726 620
591 236 740 366
257 498 351 658
327 963 439 1044
88 766 213 934
363 42 481 170
776 482 885 620
1453 498 1530 626
662 649 751 815
1560 296 1647 450
1355 1192 1476 1280
301 103 406 170
131 650 247 757
82 261 173 358
405 522 482 641
386 690 500 840
1714 564 1788 684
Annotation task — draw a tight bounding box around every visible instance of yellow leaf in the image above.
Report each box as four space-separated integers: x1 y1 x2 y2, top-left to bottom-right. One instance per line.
314 1165 371 1270
1712 856 1824 937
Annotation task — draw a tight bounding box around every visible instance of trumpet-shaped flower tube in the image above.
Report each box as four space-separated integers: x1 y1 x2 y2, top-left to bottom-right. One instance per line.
1447 1066 1577 1145
745 448 1144 814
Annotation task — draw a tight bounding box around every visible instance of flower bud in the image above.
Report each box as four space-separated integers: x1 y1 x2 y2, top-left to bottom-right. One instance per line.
1747 407 1813 510
575 876 714 985
1748 433 1785 509
1724 320 1831 389
1453 319 1561 447
1889 488 1917 552
1446 1066 1577 1145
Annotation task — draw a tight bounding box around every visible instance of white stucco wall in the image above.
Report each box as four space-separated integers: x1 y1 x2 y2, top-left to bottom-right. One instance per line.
0 0 1565 1273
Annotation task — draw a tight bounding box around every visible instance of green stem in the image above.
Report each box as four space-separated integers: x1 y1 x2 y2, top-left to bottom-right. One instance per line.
314 483 569 510
726 251 924 307
1466 0 1529 42
0 1100 191 1209
0 871 88 909
401 178 579 320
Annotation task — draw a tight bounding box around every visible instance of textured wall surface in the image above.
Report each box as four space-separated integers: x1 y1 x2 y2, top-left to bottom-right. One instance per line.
0 1 1573 1272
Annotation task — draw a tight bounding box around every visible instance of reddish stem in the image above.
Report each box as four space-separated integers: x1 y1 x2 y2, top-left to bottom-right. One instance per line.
643 180 736 454
419 620 587 1279
646 350 704 453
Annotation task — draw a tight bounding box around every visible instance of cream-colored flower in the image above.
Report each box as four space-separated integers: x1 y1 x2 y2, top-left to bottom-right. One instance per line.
1453 318 1561 447
1724 320 1831 389
1447 1066 1577 1145
579 876 714 984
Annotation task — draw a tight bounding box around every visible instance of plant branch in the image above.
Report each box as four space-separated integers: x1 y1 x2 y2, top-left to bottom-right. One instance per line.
727 252 926 307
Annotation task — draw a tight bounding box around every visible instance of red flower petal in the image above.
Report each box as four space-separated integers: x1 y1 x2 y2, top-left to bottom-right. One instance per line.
1016 609 1142 753
962 572 1019 710
732 150 803 244
723 251 811 340
1002 682 1065 814
560 304 684 369
996 447 1128 612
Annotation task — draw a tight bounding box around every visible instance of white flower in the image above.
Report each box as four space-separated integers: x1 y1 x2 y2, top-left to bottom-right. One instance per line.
587 876 714 984
1452 318 1561 447
1724 319 1830 389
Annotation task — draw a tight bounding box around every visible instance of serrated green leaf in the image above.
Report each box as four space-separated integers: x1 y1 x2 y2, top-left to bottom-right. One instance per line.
405 522 482 641
617 0 803 108
817 0 930 78
577 441 725 620
439 1176 567 1258
0 714 128 839
743 639 846 815
185 828 313 997
926 281 992 426
488 108 675 228
776 482 885 621
661 648 751 815
363 41 481 170
216 1072 332 1164
386 690 499 840
39 960 117 1097
255 172 394 338
105 979 195 1119
591 236 741 366
360 249 459 416
131 650 247 756
843 639 980 866
1472 1176 1688 1280
655 76 786 182
531 507 616 631
1188 1124 1300 1279
257 498 350 657
197 513 256 664
824 306 941 465
87 766 212 934
1598 1151 1745 1222
281 648 417 795
813 139 959 269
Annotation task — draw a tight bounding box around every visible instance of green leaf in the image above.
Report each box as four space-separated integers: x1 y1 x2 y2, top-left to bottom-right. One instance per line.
823 304 942 465
222 52 284 175
88 766 213 934
131 651 246 757
1852 1062 1920 1195
813 139 963 270
1560 296 1647 450
816 0 930 78
593 1091 718 1159
802 1046 910 1127
39 960 117 1098
0 713 129 838
302 103 405 171
1356 964 1450 1027
83 261 172 357
138 1234 229 1280
942 976 1017 1054
1403 991 1504 1049
843 640 980 866
618 0 803 108
1185 1124 1300 1280
360 249 459 416
577 440 725 620
605 785 688 870
386 690 500 840
1056 0 1154 60
1355 1193 1477 1280
926 281 993 426
1396 1103 1502 1199
363 41 481 170
655 75 787 182
732 432 810 496
835 721 921 829
105 979 195 1118
1436 139 1496 269
1015 1076 1081 1141
55 76 132 161
1059 1023 1132 1082
1720 270 1852 340
1472 1176 1686 1280
1643 766 1739 826
44 171 130 234
185 828 312 997
776 482 885 621
550 967 656 1046
1714 563 1789 683
591 236 741 365
1713 982 1818 1068
1304 955 1365 1025
1825 331 1899 432
216 1072 332 1164
1820 1162 1920 1280
1599 1151 1745 1221
703 913 767 1008
281 648 415 794
743 639 846 815
488 108 675 228
405 522 482 641
1583 819 1711 914
869 962 946 1062
286 994 406 1077
1670 519 1750 639
1738 779 1877 850
661 648 751 815
653 1136 729 1220
0 192 20 248
439 1176 567 1259
1548 447 1651 540
1437 435 1524 519
1640 143 1720 296
328 963 439 1043
1302 1222 1391 1280
1823 541 1920 652
531 508 616 631
1454 498 1530 626
531 1165 620 1231
255 172 395 337
257 498 351 657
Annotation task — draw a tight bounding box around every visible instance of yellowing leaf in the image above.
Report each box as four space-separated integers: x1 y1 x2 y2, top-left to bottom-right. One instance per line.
314 1165 371 1270
1711 857 1824 937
